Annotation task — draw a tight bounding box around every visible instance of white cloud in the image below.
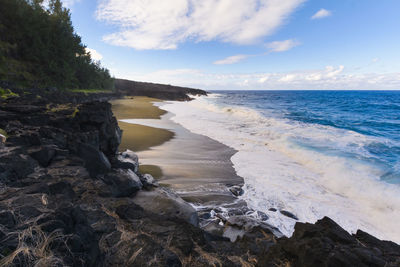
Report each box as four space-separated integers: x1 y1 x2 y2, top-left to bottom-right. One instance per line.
213 39 300 65
266 39 300 52
214 55 249 65
311 8 331 19
85 48 103 61
259 75 270 83
96 0 306 50
62 0 81 8
279 74 297 82
119 66 400 90
372 58 380 63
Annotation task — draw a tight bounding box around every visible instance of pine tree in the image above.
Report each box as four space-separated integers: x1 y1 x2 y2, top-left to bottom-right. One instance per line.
0 0 113 90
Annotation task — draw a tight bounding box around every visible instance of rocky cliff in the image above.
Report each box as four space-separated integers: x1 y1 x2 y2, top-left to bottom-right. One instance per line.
0 86 399 267
114 79 207 101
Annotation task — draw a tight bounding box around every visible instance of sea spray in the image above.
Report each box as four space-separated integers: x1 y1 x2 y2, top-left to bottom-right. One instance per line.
162 91 400 243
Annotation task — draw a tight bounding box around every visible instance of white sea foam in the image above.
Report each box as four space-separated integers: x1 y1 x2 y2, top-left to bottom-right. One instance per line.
161 94 400 244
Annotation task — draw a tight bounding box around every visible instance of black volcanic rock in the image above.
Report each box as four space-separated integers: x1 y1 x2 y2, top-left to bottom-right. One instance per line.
29 145 57 167
79 143 112 177
114 78 207 100
260 217 400 267
103 169 142 197
280 210 299 220
0 84 398 267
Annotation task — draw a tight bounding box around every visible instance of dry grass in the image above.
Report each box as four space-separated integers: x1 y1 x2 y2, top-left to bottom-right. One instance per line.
193 244 223 267
127 247 143 265
274 259 292 267
0 226 67 267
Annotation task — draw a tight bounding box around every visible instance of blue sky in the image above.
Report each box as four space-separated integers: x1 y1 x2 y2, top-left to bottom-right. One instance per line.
65 0 400 90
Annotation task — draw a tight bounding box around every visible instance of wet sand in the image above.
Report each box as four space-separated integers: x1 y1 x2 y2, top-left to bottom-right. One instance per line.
111 97 244 210
111 97 174 152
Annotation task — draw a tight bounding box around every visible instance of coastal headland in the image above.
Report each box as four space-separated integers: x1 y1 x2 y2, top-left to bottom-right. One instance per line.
0 81 399 266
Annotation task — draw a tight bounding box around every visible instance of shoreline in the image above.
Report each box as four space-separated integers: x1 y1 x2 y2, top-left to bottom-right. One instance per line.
111 97 246 225
0 86 399 266
161 93 400 244
111 97 175 152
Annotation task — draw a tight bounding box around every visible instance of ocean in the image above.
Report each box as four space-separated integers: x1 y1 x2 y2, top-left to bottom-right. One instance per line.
161 90 400 243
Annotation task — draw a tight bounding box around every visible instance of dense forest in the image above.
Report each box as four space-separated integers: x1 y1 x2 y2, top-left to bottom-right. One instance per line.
0 0 113 90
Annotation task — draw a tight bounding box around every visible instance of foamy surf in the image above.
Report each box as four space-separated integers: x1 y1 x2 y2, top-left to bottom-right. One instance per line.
161 94 400 244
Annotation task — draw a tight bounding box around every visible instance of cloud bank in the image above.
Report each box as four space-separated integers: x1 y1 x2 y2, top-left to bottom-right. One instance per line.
96 0 305 50
121 66 400 90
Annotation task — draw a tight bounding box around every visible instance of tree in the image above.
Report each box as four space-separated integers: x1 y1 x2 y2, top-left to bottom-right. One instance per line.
0 0 113 90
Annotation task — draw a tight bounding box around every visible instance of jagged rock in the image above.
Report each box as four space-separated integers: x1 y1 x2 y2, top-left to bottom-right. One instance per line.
133 187 199 226
74 101 121 156
229 185 244 196
257 211 269 221
203 220 226 237
120 149 138 163
0 152 38 181
0 211 15 228
260 217 400 267
103 169 142 197
23 182 50 194
29 145 56 167
116 149 139 172
16 205 42 221
115 203 145 221
223 215 281 242
227 215 260 231
140 173 159 188
79 143 111 177
280 209 299 220
49 181 76 199
115 78 207 101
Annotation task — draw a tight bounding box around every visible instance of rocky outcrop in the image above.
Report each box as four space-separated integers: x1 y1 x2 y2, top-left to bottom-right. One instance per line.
0 88 277 266
260 217 400 267
133 187 199 226
114 78 207 100
0 86 399 266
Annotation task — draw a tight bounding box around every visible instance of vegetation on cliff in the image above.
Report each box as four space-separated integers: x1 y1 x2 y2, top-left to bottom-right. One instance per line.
0 0 113 90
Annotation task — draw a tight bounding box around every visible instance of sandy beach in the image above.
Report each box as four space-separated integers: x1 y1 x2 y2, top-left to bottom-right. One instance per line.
111 97 245 215
111 97 175 152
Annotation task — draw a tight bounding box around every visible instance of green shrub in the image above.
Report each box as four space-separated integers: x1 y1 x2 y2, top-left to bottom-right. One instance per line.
0 128 7 138
0 87 19 99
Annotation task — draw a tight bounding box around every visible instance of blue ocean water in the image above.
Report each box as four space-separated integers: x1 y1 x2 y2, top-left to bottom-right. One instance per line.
214 90 400 184
163 90 400 242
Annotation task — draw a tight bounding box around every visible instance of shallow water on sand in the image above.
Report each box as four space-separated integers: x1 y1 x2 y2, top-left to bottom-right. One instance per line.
112 98 246 225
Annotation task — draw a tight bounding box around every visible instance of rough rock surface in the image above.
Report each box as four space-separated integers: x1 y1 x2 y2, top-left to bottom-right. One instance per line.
260 217 400 267
115 78 207 100
0 87 276 266
133 187 198 226
0 85 399 266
